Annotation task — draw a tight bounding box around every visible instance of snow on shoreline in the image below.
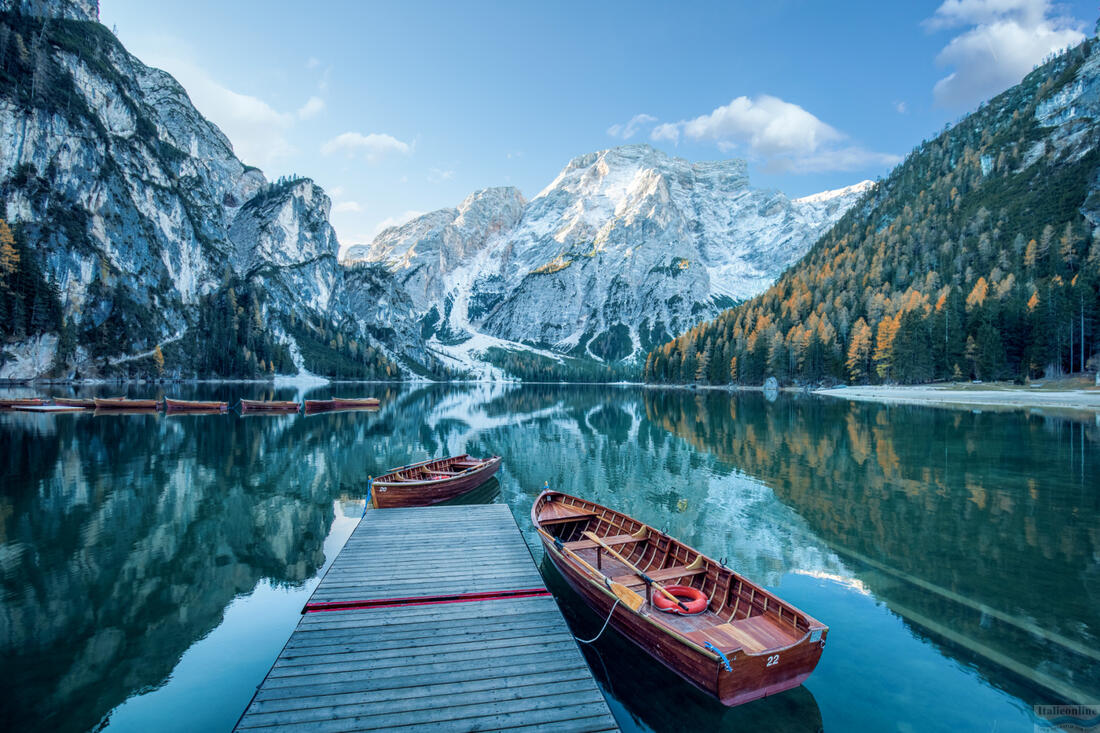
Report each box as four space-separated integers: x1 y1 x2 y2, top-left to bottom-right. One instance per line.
816 385 1100 413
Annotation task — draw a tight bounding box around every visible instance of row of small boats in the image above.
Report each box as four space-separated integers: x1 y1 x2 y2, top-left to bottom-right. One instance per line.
365 451 829 707
0 396 381 414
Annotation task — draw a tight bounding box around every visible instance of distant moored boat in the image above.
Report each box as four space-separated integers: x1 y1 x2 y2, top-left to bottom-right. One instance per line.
240 399 300 413
93 398 160 410
164 398 228 412
53 397 96 408
304 397 380 412
370 454 502 508
0 398 46 408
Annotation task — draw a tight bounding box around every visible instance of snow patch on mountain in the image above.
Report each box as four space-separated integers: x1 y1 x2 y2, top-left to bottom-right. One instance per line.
346 144 869 368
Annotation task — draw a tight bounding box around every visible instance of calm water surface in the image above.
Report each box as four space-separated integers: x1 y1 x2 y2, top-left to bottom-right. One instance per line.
0 384 1096 732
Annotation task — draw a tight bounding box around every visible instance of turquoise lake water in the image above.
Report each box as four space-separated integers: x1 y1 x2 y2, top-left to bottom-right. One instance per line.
0 384 1096 732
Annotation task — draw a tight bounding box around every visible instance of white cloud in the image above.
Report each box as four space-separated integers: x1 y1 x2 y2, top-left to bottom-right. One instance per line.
321 131 412 161
651 95 900 173
306 57 320 70
428 167 455 183
135 46 294 169
926 0 1085 109
298 96 324 120
329 186 345 197
333 201 362 213
607 113 657 140
374 210 425 235
894 101 909 114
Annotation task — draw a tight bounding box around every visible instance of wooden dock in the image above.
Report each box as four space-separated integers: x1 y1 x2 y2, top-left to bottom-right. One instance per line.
234 503 620 732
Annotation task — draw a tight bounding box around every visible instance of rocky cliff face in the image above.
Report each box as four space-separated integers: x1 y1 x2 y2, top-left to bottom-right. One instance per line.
0 2 431 379
345 145 870 369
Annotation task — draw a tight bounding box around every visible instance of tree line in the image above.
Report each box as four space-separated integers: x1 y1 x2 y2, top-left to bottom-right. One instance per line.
646 39 1100 386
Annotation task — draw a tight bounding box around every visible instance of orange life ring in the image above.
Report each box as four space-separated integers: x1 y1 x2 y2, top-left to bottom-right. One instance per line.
652 584 708 615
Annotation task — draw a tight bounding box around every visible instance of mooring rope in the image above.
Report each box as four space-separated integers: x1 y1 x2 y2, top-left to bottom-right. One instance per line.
573 597 621 644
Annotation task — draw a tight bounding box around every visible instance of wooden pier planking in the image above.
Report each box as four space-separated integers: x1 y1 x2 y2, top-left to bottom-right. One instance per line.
235 504 619 732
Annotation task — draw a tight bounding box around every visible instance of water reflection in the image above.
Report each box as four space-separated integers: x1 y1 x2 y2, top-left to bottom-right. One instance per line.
642 389 1100 707
0 384 1096 732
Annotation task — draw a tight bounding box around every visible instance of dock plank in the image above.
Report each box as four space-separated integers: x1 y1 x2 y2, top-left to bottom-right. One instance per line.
234 503 618 732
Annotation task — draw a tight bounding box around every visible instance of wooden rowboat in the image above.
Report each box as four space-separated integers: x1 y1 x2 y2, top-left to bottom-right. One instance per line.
0 398 46 408
15 404 86 413
533 490 828 707
164 398 227 412
304 397 379 412
53 397 96 408
93 398 160 410
240 399 300 413
370 454 502 508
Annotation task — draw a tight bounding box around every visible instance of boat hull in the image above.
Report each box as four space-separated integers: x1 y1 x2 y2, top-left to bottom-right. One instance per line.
164 398 227 412
0 398 45 408
53 398 96 408
93 398 159 410
533 491 827 707
372 456 502 508
240 399 299 413
304 397 379 412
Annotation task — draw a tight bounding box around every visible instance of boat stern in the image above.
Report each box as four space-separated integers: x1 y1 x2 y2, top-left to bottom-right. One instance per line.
716 625 828 706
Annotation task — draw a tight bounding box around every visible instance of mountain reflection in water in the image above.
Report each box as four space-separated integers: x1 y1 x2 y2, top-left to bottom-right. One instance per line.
0 384 1095 732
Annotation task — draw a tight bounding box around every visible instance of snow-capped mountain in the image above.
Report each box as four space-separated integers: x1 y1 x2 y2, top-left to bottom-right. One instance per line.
345 144 871 368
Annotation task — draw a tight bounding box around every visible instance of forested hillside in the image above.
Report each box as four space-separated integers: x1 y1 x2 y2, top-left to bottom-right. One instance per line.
646 39 1100 386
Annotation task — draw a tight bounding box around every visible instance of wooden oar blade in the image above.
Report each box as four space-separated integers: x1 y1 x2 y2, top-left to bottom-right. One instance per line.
609 582 645 612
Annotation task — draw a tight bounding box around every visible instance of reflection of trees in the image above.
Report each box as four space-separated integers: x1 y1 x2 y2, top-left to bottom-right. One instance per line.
0 413 360 733
644 389 1100 703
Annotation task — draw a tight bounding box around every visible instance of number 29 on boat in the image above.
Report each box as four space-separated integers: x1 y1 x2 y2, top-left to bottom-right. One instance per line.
532 489 828 707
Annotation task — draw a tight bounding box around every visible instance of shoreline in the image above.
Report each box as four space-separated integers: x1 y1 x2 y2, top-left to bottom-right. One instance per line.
815 384 1100 414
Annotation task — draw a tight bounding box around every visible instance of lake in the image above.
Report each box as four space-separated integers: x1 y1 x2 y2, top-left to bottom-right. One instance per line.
0 384 1097 732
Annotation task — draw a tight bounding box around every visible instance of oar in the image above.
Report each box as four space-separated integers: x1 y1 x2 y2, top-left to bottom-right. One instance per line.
536 528 644 612
583 530 689 611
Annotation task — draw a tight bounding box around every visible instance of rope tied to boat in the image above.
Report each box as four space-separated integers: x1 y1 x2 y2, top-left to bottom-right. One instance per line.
704 641 733 672
573 597 621 645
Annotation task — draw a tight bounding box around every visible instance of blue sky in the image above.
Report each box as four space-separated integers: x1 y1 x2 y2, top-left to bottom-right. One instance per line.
99 0 1096 250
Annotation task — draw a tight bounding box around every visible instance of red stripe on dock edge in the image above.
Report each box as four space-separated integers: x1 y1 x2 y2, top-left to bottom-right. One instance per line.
303 587 552 613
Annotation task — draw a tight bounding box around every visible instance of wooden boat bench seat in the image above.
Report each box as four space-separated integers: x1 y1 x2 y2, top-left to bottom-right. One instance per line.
613 564 706 586
690 616 801 654
536 503 598 525
563 533 647 551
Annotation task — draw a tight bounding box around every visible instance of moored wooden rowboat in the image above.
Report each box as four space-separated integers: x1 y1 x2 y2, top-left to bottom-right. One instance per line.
93 398 160 410
53 397 96 408
304 397 379 412
0 398 46 408
15 404 86 413
164 397 228 412
533 490 828 707
240 399 300 413
331 396 379 407
370 454 502 508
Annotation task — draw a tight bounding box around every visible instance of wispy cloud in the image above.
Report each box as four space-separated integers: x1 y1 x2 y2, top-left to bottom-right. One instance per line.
607 113 657 140
374 210 425 235
651 95 900 173
925 0 1085 109
427 167 455 183
133 41 295 169
332 200 362 213
321 132 412 161
297 96 324 120
894 101 908 114
306 57 320 70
